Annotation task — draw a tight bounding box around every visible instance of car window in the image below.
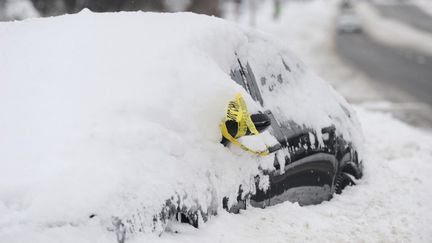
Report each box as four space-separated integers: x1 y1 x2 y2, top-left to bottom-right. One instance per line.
230 58 264 105
230 57 302 146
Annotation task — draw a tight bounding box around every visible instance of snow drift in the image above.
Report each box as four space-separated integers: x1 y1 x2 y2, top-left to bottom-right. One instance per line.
0 10 362 240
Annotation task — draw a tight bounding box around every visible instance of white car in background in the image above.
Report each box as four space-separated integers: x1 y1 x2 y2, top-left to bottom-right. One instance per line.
337 10 363 33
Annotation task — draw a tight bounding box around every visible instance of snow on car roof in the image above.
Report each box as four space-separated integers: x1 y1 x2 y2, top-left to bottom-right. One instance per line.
0 10 362 236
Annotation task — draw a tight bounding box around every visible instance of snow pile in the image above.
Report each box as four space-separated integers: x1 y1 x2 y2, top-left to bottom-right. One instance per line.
0 8 362 241
356 2 432 56
0 10 264 235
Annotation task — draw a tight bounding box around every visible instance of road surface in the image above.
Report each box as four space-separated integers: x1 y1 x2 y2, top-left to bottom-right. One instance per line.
336 4 432 128
374 3 432 33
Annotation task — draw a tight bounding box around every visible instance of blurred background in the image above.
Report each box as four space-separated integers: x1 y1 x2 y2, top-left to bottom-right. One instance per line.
1 0 432 130
0 0 223 20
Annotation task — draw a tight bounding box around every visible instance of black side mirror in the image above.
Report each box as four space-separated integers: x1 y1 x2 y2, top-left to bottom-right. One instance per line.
250 113 271 133
221 113 271 146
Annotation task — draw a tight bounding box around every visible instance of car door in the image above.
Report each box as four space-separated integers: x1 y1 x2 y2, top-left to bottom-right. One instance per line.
230 55 338 206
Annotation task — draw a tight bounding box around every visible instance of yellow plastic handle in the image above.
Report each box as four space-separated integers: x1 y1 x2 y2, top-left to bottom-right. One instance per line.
221 93 269 156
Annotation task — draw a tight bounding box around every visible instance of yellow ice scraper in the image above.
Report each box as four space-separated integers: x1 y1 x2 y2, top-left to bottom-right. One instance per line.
220 93 270 156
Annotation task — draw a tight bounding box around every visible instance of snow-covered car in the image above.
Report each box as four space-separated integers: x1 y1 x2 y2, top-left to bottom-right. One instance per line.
337 11 363 33
0 11 363 242
230 58 364 205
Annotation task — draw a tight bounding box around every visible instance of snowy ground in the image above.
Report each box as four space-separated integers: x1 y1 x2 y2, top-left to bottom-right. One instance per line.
1 1 432 243
133 108 432 243
3 107 431 243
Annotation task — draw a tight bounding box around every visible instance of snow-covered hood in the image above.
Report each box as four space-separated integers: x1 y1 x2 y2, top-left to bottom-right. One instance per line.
0 10 363 236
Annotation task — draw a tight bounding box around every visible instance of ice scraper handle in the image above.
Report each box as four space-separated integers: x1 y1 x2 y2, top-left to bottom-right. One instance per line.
220 93 273 156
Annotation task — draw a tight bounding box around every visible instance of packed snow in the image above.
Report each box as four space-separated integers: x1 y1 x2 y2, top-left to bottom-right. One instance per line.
1 0 432 243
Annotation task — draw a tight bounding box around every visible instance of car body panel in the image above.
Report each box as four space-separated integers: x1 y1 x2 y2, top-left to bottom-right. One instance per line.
228 53 362 208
